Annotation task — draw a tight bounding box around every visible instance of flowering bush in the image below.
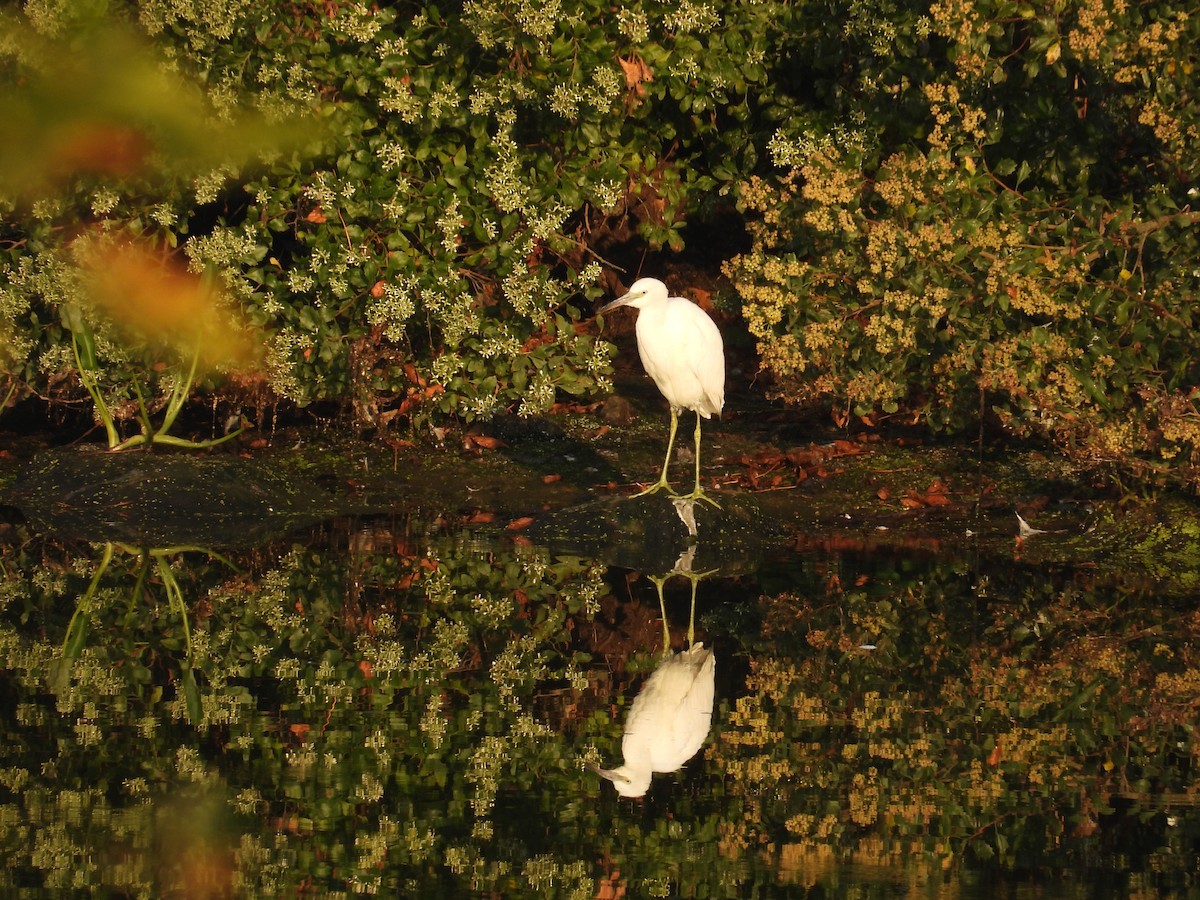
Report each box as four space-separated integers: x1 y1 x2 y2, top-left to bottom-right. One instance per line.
725 0 1200 476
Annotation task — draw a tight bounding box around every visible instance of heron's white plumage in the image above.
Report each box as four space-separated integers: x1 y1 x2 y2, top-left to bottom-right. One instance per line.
623 281 724 418
597 642 715 798
599 277 725 502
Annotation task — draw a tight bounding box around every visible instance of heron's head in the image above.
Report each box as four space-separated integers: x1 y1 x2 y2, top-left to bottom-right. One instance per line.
592 763 652 798
599 277 668 314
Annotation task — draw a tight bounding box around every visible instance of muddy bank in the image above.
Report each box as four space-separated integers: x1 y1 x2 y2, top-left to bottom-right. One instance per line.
2 397 1198 593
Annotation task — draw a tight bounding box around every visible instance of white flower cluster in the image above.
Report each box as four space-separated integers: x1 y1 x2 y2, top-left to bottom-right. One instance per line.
265 330 313 401
194 166 235 205
425 279 480 345
484 120 530 213
617 8 650 41
367 277 418 342
437 197 463 253
502 262 565 320
419 693 448 749
467 392 500 419
431 352 464 385
381 76 423 124
376 142 407 170
90 188 120 216
665 0 721 33
766 128 833 169
519 372 556 417
333 3 383 42
478 329 522 360
185 224 260 273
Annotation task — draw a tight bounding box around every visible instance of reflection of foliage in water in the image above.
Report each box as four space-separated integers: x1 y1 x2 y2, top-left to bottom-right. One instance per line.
714 554 1200 882
2 522 1198 895
0 520 741 896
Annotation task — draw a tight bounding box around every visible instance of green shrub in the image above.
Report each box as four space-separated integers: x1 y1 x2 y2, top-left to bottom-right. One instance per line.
0 1 789 432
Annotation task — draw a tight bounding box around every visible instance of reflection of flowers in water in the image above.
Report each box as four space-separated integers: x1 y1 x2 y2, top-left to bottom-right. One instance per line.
420 693 447 749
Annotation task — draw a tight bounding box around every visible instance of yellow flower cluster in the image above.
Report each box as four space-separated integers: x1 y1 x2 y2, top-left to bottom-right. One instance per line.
800 152 862 211
1067 0 1126 63
875 151 930 208
1153 667 1200 701
724 694 784 747
1086 643 1134 678
881 784 940 826
1138 98 1195 155
784 812 839 840
1088 417 1146 460
850 691 903 733
1114 10 1191 83
928 0 990 79
865 310 916 356
848 770 880 825
791 691 831 726
924 82 988 149
993 723 1070 767
1157 408 1200 463
964 758 1005 808
848 370 905 408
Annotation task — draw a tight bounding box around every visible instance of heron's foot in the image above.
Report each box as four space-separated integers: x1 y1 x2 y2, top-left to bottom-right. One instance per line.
631 478 675 499
679 486 721 509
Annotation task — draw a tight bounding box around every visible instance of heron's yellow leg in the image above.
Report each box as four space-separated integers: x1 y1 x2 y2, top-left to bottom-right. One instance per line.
687 574 698 646
678 412 720 508
633 407 679 498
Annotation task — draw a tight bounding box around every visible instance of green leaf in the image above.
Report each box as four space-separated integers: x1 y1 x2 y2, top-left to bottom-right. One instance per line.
182 664 203 725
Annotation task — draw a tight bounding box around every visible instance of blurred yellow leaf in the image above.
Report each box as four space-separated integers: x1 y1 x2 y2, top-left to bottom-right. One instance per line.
0 19 312 198
79 239 260 372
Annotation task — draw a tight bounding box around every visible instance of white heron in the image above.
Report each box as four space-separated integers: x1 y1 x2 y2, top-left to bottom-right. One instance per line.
599 277 725 506
595 553 716 798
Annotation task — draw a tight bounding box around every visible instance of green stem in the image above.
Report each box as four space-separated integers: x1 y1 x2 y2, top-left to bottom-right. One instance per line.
111 433 149 451
131 379 155 443
0 379 17 413
151 429 245 449
158 345 200 439
71 333 119 448
154 553 193 662
59 542 115 658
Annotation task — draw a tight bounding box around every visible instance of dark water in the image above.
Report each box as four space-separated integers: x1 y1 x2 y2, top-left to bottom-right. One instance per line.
0 496 1197 897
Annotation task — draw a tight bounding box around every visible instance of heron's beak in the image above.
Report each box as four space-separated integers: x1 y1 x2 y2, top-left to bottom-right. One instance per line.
589 764 627 785
597 293 632 315
599 285 651 315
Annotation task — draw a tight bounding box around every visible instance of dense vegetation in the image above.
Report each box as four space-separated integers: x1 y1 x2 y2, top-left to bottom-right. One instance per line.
725 0 1200 478
1 0 1198 480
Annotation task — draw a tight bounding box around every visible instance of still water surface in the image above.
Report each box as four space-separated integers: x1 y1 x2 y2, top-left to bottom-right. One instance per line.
0 495 1197 897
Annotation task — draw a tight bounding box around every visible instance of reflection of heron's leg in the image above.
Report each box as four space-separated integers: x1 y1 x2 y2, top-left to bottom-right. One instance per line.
681 567 717 646
687 574 698 646
650 574 671 655
633 408 679 498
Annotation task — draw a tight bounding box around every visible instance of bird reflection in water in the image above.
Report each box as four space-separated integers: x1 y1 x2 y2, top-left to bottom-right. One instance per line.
595 549 716 798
